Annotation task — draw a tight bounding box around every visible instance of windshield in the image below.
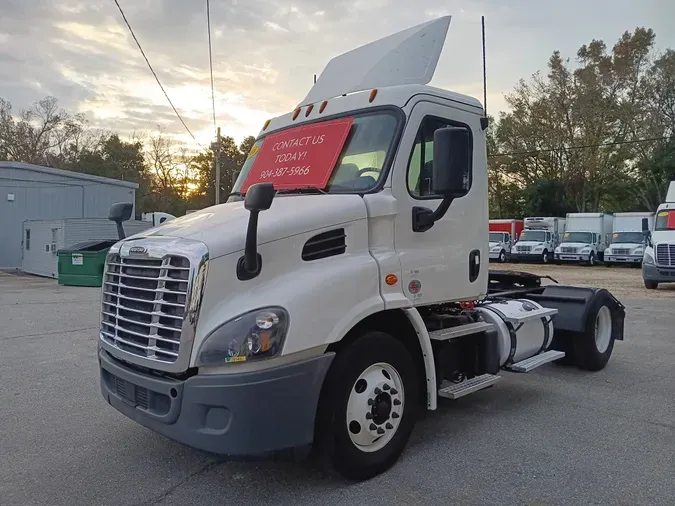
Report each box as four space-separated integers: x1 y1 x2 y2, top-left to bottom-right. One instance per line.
519 230 545 242
563 232 592 243
230 110 400 198
489 232 503 242
612 232 644 244
655 210 675 231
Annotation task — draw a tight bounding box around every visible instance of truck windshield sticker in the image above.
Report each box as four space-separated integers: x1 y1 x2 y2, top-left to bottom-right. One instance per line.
241 117 354 192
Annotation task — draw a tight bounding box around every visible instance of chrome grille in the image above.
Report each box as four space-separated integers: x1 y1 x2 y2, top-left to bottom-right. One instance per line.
612 248 630 255
100 254 191 364
656 244 675 266
561 247 578 254
517 245 531 253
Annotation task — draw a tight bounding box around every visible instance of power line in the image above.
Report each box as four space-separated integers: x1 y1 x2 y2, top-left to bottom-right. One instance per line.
489 135 673 158
206 0 216 133
112 0 202 147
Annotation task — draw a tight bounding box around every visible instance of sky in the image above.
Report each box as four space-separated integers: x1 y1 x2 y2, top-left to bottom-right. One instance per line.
1 0 674 150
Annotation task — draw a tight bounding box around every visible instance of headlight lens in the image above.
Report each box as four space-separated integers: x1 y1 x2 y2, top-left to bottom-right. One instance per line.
643 252 655 265
196 307 289 366
491 247 501 252
580 248 591 253
634 248 644 255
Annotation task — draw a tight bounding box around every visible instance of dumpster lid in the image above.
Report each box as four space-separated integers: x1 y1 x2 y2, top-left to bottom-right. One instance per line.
58 240 118 253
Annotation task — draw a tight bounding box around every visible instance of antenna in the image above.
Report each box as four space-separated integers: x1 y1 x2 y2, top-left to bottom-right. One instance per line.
481 15 487 117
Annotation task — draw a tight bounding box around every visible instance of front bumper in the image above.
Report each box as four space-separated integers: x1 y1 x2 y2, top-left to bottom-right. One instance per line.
510 253 544 261
642 263 675 283
99 349 334 456
606 255 642 264
555 253 591 262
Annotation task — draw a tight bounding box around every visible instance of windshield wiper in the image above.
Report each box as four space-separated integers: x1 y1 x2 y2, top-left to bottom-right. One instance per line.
276 186 327 195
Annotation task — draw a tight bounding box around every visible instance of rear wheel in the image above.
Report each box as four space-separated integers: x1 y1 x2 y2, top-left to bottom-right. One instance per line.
644 280 658 289
573 292 616 371
314 331 419 480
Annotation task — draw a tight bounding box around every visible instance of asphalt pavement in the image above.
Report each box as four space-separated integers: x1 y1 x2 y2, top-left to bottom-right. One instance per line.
1 271 674 506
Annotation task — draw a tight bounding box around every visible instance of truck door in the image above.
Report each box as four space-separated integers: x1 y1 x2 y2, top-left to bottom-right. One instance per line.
390 100 488 304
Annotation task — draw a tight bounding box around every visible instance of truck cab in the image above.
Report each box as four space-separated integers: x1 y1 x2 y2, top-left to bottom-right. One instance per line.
643 183 675 289
512 217 564 263
97 16 625 481
604 212 653 267
488 231 511 262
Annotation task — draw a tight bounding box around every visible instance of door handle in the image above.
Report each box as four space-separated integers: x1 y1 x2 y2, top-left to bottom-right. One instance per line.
469 249 480 282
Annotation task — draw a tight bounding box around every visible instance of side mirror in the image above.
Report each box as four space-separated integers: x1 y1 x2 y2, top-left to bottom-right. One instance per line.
642 218 651 244
108 202 133 240
238 183 276 280
431 127 471 197
244 182 275 211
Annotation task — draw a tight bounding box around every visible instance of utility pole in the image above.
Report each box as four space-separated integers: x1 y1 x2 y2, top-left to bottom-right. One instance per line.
211 127 221 205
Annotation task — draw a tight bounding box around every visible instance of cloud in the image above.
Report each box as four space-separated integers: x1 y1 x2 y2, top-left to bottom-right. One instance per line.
1 0 674 151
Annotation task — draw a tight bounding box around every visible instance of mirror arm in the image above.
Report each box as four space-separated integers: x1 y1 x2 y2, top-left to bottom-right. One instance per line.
237 210 263 281
412 196 454 232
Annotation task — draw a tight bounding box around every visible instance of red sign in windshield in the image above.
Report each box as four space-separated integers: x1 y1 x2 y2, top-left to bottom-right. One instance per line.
668 211 675 230
240 117 354 192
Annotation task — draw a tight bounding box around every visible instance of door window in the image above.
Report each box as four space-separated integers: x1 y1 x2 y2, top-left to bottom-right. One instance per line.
407 116 472 198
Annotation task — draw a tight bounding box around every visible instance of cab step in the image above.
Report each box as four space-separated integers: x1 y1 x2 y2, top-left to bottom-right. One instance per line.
505 350 566 373
438 373 501 400
429 321 494 341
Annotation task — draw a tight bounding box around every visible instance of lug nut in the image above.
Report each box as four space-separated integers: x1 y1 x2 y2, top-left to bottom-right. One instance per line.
393 399 401 406
374 387 382 395
390 388 398 395
370 423 377 431
392 412 400 419
368 398 374 406
383 384 391 390
377 427 385 435
366 412 373 420
386 423 393 430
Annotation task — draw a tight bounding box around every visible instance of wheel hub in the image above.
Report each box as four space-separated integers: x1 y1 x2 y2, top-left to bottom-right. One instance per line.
346 362 405 453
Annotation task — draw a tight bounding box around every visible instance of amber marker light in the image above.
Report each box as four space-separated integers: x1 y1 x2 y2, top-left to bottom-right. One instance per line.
369 89 378 103
385 274 398 286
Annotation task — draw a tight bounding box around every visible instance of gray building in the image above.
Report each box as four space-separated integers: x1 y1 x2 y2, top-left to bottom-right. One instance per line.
0 162 138 269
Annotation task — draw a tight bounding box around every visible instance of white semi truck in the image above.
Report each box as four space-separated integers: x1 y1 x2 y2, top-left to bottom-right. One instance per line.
97 17 626 481
642 181 675 289
554 213 614 265
604 212 654 267
512 217 566 263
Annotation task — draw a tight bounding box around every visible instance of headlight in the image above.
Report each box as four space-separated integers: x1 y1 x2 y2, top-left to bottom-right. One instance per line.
533 246 543 252
196 307 289 366
580 248 591 254
491 247 501 252
643 252 655 265
604 249 611 255
634 249 644 256
554 247 561 253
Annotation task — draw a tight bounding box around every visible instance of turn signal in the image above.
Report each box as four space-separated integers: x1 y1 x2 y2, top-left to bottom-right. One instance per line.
319 101 328 113
369 89 378 103
385 274 398 286
292 108 301 120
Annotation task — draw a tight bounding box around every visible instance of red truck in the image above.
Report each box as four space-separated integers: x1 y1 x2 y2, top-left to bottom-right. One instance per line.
489 219 524 262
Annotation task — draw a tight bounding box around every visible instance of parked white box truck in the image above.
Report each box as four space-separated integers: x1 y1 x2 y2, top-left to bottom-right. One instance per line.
488 219 524 262
642 181 675 289
96 17 626 480
512 217 566 264
554 213 614 265
604 212 654 267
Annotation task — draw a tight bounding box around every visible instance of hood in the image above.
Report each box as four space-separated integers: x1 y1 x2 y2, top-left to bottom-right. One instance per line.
651 230 675 245
516 241 544 246
559 242 592 249
125 194 368 258
609 242 643 249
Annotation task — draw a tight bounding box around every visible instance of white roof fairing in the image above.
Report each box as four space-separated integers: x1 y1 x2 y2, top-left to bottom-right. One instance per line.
300 16 452 106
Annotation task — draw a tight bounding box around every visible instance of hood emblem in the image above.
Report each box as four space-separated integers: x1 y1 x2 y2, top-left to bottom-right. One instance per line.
129 246 148 255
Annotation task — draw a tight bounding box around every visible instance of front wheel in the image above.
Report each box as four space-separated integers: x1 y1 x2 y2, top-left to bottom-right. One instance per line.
314 331 420 480
499 250 507 263
588 252 596 266
644 280 658 290
542 250 550 264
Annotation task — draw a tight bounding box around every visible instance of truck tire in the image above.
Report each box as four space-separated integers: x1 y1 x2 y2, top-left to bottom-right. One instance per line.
572 292 615 371
588 252 596 266
542 250 550 263
314 331 420 480
644 280 658 290
499 250 507 263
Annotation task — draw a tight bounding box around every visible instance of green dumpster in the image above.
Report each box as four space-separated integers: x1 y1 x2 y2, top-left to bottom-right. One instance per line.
57 240 118 287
